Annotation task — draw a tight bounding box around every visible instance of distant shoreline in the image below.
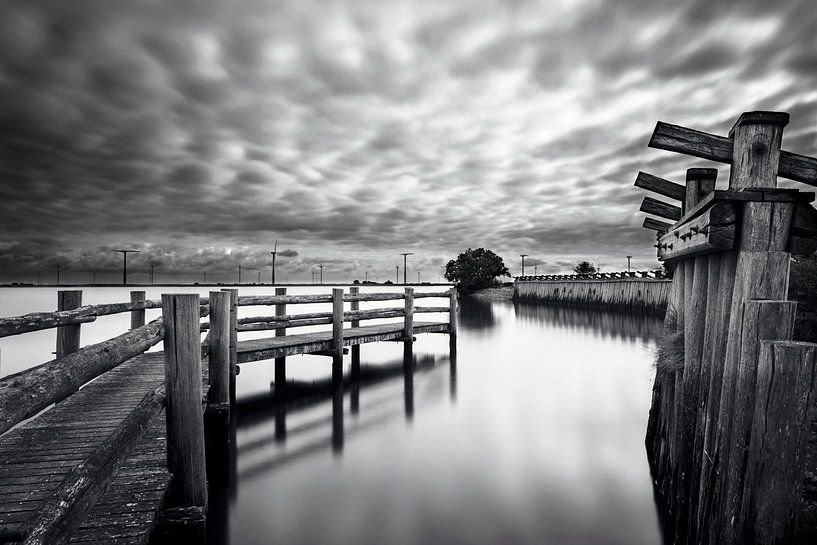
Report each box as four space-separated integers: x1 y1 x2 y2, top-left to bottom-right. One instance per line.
469 286 514 301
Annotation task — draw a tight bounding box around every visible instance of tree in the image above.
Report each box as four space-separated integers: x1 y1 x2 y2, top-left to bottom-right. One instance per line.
445 248 510 293
573 260 597 275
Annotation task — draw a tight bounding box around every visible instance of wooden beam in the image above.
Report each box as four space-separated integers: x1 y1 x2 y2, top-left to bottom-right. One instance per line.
649 120 817 186
641 196 682 221
0 318 164 436
657 202 736 261
635 171 685 201
643 217 672 233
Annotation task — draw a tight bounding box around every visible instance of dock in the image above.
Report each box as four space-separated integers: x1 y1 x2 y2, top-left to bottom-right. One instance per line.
0 287 457 544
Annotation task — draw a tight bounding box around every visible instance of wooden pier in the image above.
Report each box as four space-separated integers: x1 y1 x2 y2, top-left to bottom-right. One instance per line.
0 287 457 544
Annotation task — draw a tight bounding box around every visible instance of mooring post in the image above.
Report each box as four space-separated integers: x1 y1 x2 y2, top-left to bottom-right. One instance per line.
739 341 817 544
56 290 82 359
403 287 414 341
220 289 239 405
274 287 286 390
332 288 344 383
130 290 146 330
207 291 231 407
349 286 360 414
161 294 207 509
710 112 793 545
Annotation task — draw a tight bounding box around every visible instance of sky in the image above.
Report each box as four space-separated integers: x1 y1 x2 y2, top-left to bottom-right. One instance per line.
1 0 816 284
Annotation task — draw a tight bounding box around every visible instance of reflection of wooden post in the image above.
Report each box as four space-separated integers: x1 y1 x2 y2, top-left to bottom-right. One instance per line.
350 287 360 414
403 341 414 421
220 289 238 404
332 289 344 383
56 290 82 358
130 290 146 330
403 288 414 340
162 294 207 508
274 288 286 389
739 341 817 544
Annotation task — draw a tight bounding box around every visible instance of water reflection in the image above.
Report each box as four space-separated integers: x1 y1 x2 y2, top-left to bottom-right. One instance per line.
513 301 664 341
457 296 499 331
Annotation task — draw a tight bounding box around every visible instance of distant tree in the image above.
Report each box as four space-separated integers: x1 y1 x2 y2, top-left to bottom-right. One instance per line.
573 261 597 275
445 248 510 293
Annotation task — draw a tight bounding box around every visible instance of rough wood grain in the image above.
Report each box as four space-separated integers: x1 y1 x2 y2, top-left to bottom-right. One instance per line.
643 217 672 233
403 288 414 340
129 292 146 331
0 319 164 436
657 202 736 262
161 294 206 509
207 292 230 406
635 171 686 201
274 288 287 389
641 196 683 221
56 291 83 359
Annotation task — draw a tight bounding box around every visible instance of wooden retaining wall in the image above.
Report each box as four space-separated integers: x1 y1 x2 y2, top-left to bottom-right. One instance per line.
513 278 671 314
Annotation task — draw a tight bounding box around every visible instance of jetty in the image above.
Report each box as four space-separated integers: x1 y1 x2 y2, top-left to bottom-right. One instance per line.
637 111 817 544
0 287 457 544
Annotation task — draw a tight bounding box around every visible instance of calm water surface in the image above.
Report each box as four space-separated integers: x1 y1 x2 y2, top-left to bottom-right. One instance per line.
0 287 664 545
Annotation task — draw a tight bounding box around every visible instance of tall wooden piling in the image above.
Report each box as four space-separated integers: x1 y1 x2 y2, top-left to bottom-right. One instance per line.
220 289 238 404
207 291 231 406
350 287 360 414
274 288 286 389
161 294 207 509
130 290 146 330
56 290 82 358
404 288 414 340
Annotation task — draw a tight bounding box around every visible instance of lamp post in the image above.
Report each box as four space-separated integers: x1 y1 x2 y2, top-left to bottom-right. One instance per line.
111 249 140 286
319 265 324 284
395 266 399 284
400 253 413 285
626 255 632 272
520 254 528 276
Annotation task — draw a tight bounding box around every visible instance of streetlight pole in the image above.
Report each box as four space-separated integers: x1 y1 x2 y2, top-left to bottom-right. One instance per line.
238 265 242 285
111 249 140 286
395 266 399 284
520 254 528 276
319 265 324 284
400 253 413 285
626 255 632 272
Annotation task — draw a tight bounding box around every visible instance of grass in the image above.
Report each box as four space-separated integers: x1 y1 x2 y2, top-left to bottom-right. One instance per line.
655 309 685 373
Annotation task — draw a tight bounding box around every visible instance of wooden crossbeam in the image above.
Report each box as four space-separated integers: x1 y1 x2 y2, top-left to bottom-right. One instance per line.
643 217 673 233
634 171 686 201
640 196 682 221
649 121 817 186
657 202 737 261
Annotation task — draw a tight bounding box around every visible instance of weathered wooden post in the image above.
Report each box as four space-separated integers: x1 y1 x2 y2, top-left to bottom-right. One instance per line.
207 291 230 406
161 294 207 509
404 287 414 341
56 290 82 358
738 341 817 544
130 290 146 330
274 287 286 389
350 286 360 414
332 288 344 383
220 289 238 404
448 288 458 357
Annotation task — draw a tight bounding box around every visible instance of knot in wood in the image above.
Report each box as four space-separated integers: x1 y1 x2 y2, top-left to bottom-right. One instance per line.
751 140 767 156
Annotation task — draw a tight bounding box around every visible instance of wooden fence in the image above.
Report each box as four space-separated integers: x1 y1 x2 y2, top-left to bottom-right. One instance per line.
637 111 817 544
0 287 456 543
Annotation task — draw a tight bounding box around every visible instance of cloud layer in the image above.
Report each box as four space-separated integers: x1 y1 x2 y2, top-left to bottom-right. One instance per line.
2 0 816 283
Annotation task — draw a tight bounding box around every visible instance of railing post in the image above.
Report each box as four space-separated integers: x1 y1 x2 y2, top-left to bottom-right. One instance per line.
403 287 414 340
349 286 360 413
448 289 458 338
130 290 146 330
274 288 286 390
207 291 230 406
56 290 82 358
220 289 238 404
161 293 207 509
332 289 344 383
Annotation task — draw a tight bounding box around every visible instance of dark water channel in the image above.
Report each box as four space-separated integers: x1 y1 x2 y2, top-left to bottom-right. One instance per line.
210 298 665 545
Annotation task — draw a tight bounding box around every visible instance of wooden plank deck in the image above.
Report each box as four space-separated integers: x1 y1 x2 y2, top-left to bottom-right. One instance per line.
237 321 449 363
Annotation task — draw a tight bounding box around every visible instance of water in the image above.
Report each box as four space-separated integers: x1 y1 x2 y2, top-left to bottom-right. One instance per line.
0 287 664 544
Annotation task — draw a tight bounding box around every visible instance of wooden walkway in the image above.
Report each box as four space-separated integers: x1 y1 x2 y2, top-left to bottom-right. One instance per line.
238 321 448 362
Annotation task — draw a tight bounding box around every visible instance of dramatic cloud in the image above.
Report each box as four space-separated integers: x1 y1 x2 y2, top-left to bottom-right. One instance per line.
1 0 816 283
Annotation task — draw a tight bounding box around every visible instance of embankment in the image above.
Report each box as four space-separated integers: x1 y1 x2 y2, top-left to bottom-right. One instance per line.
513 278 671 315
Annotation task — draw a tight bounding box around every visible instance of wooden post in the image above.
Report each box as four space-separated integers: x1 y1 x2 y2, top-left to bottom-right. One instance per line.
207 291 230 406
161 294 207 508
350 287 360 414
719 300 796 540
274 288 286 389
220 289 238 404
130 290 146 330
739 341 817 544
404 287 414 340
710 112 793 544
332 288 344 383
449 289 458 339
56 290 82 358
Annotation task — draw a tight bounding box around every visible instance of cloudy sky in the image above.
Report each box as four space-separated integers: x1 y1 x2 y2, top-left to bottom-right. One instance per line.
1 0 816 284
